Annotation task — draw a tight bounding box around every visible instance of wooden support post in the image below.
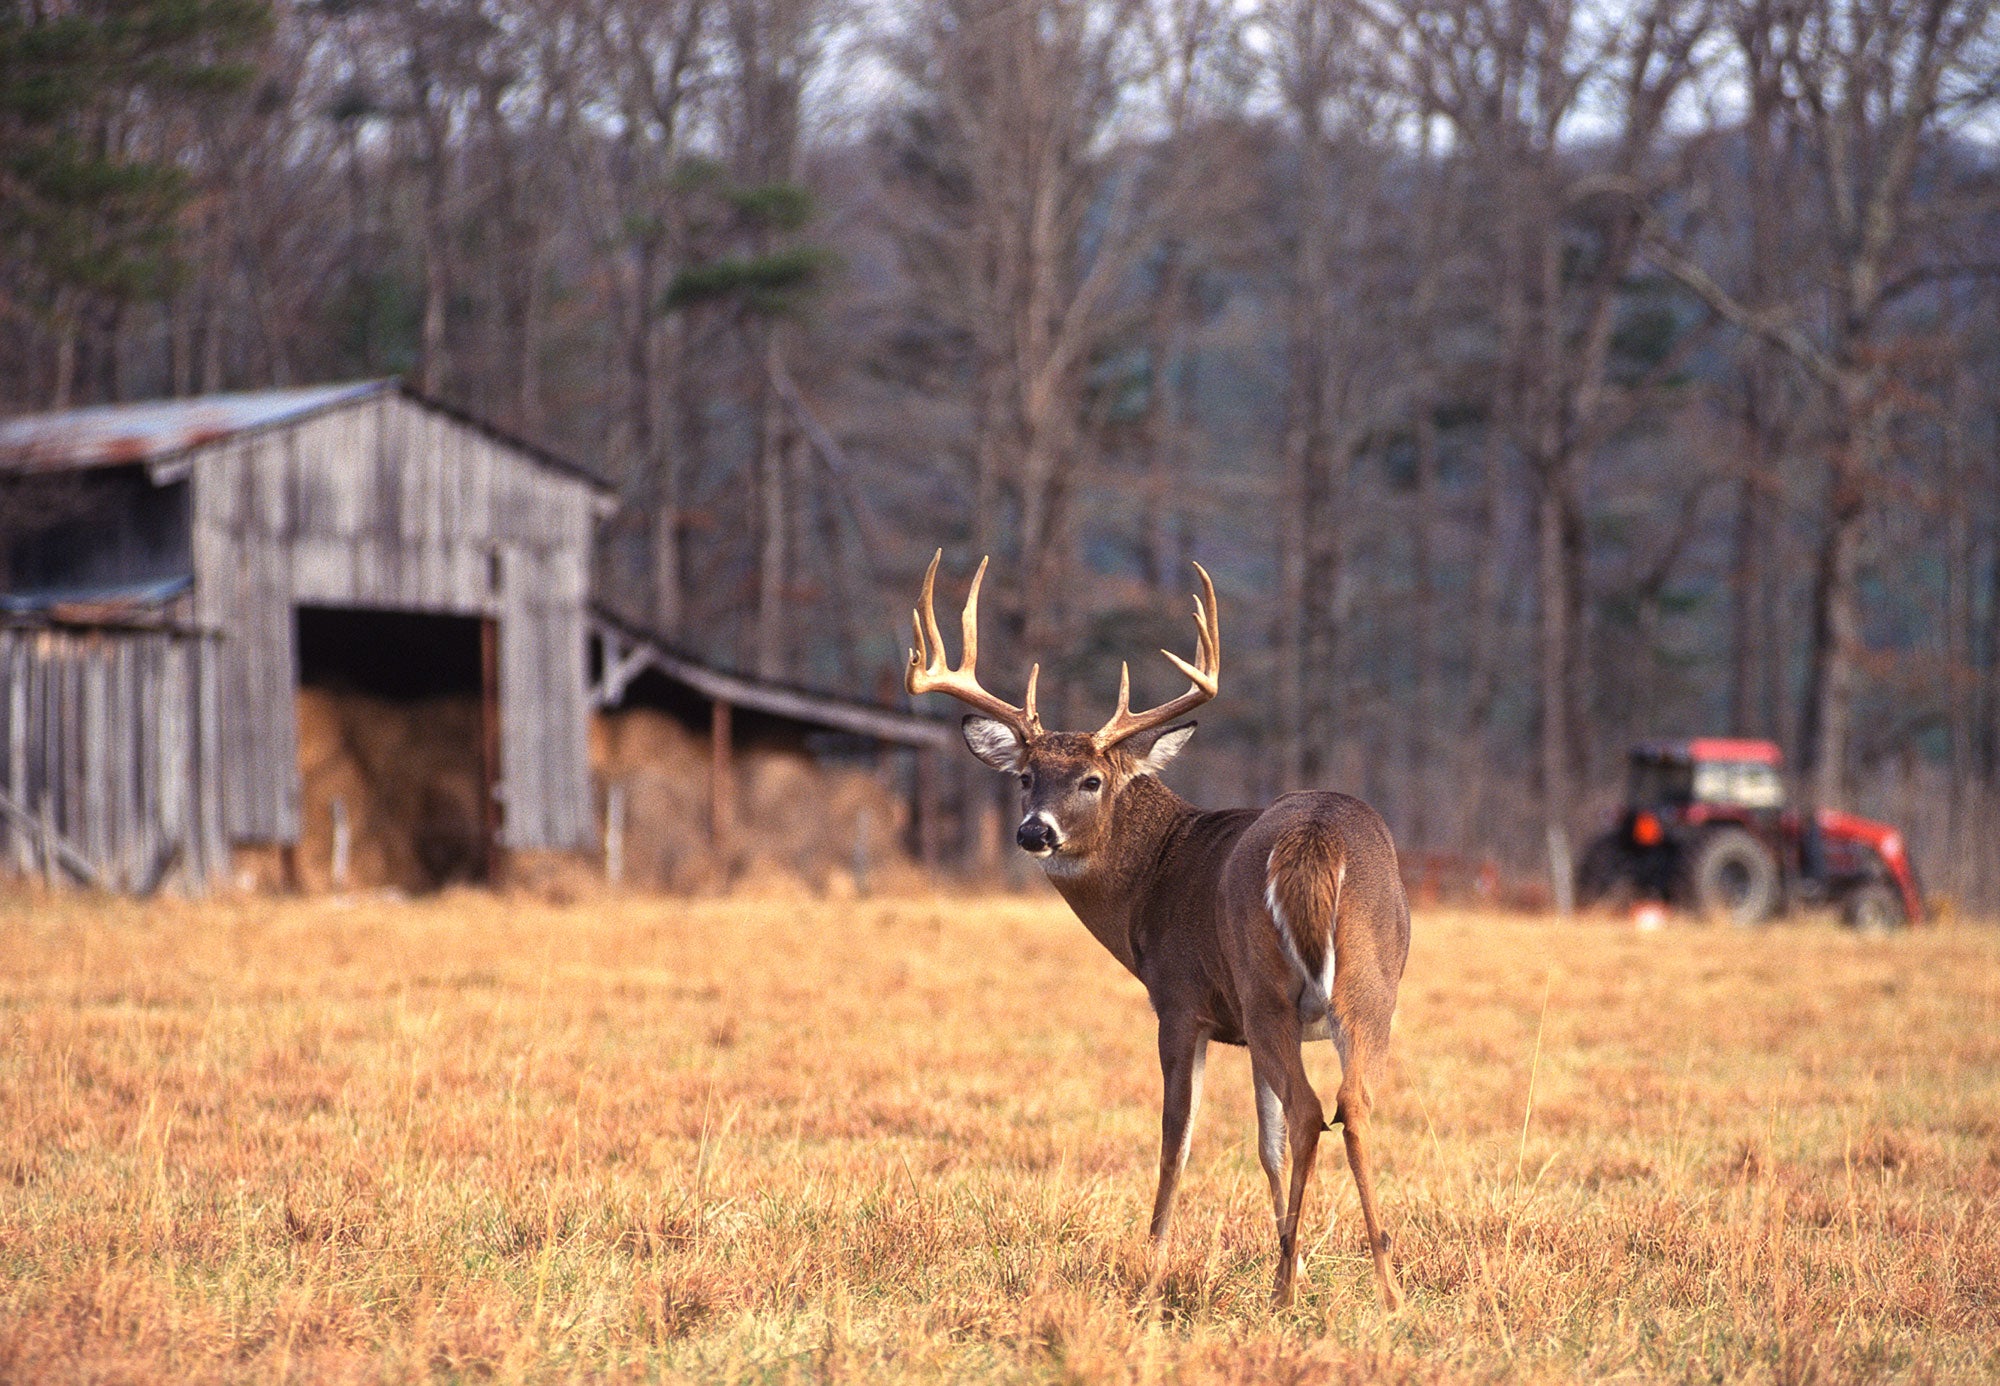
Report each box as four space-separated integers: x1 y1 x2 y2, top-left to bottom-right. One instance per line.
605 781 626 886
40 798 58 890
330 796 351 891
479 616 504 884
710 698 733 854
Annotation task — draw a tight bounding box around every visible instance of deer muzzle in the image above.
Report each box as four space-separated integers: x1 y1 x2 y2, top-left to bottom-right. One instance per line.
1016 814 1060 856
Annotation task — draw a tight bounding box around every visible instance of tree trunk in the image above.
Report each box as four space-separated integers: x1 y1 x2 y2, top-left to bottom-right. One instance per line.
1986 516 2000 790
1276 408 1308 792
1728 464 1766 737
1731 35 1787 741
413 90 451 397
1943 389 1974 904
1801 437 1867 812
1278 63 1333 791
1537 473 1575 912
418 208 448 395
51 293 79 410
650 502 683 635
1138 246 1190 596
754 333 790 679
514 237 544 439
1410 396 1439 849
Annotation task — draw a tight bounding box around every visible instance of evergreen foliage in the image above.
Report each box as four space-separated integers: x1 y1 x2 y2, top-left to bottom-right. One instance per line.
663 177 832 318
0 0 270 318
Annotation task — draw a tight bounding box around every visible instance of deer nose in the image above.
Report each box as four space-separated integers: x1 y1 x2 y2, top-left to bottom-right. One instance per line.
1017 816 1058 854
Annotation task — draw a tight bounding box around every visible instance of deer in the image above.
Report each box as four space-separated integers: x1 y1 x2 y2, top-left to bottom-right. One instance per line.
905 552 1410 1310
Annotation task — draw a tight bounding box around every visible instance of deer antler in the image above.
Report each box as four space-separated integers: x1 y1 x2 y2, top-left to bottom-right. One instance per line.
907 550 1043 741
1092 562 1219 751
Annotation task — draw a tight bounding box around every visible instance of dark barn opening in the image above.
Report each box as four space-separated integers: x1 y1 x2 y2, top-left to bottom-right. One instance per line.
1 468 191 603
294 606 495 890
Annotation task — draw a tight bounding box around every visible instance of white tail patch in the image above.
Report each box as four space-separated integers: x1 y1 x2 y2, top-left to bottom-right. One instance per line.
1265 851 1339 1025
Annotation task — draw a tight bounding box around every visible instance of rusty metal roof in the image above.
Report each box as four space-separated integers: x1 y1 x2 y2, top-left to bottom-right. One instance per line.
0 381 390 473
0 379 614 493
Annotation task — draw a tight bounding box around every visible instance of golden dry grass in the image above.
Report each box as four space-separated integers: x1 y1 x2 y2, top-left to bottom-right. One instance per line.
2 888 1997 1384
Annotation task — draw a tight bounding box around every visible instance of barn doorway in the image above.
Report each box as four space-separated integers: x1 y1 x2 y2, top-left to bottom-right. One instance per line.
293 606 497 890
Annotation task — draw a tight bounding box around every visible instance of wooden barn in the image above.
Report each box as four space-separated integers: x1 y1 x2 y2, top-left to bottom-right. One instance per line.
0 381 609 892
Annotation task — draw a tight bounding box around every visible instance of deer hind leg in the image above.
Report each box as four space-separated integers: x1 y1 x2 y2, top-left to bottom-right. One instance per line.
1334 1037 1404 1311
1252 1062 1313 1291
1148 1020 1208 1243
1249 1030 1322 1307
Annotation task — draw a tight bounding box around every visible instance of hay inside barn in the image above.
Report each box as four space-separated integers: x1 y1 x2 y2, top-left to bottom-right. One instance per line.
293 688 488 893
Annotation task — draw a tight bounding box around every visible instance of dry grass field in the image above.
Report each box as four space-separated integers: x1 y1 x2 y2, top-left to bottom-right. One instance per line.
2 887 1997 1384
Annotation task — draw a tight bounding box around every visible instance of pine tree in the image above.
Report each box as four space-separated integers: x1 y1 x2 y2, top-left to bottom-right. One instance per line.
0 0 270 403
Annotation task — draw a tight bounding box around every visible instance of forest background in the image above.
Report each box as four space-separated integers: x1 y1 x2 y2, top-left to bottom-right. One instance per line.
3 0 1999 907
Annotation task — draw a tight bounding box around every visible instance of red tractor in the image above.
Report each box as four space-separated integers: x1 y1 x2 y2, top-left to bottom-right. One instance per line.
1576 738 1924 929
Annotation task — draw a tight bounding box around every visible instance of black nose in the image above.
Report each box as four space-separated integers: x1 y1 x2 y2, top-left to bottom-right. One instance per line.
1017 818 1055 851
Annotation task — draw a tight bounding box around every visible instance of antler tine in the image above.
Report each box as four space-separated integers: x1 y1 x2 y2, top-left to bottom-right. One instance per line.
960 556 986 667
905 550 1042 740
911 549 945 671
1093 562 1221 751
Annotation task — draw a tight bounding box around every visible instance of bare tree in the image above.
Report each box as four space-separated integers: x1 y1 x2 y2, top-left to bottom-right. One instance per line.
880 0 1162 669
1648 0 2000 810
1401 0 1718 896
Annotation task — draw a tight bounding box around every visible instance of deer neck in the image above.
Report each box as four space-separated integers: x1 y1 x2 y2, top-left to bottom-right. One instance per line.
1042 773 1196 977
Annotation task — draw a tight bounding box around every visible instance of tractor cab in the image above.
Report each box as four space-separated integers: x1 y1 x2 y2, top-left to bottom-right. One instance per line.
1627 738 1786 818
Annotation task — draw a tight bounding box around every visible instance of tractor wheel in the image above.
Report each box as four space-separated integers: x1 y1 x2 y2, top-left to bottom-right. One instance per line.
1688 829 1780 926
1576 833 1637 909
1842 883 1905 934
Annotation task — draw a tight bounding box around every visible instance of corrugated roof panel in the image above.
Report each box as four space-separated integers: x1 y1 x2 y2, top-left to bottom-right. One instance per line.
0 380 390 473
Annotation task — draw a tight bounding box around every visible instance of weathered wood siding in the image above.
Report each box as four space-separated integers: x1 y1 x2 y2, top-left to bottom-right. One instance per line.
0 625 226 891
189 391 596 850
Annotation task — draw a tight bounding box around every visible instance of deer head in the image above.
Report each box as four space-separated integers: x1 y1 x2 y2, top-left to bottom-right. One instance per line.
906 551 1219 869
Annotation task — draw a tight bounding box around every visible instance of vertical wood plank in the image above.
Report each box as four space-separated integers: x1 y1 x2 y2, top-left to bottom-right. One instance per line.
711 699 733 853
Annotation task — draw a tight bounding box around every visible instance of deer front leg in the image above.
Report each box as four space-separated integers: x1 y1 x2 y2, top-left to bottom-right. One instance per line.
1148 1019 1208 1243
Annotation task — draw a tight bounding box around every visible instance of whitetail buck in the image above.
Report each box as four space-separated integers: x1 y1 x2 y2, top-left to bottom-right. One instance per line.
906 552 1410 1309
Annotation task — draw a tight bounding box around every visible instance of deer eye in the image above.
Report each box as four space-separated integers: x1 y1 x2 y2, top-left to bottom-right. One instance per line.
1018 773 1032 788
1080 775 1103 793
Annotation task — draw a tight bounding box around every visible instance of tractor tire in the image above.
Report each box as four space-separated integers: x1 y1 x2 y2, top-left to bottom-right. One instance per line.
1842 882 1905 934
1688 828 1780 926
1576 832 1637 909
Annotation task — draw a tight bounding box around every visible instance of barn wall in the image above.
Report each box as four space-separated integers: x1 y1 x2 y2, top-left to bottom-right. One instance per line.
190 391 597 851
0 625 226 892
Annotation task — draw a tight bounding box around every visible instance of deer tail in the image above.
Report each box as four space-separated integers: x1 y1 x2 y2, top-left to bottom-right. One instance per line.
1264 821 1344 1026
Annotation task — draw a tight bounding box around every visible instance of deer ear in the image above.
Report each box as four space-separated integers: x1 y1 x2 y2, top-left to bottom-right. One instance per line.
962 714 1027 772
1130 721 1196 776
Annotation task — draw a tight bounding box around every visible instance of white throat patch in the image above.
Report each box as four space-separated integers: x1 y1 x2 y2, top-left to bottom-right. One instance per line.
1040 852 1088 879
